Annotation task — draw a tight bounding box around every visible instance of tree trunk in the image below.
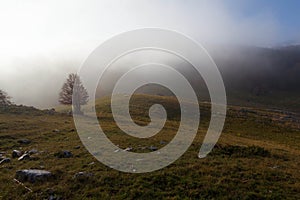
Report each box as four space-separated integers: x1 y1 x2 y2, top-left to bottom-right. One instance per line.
73 104 83 115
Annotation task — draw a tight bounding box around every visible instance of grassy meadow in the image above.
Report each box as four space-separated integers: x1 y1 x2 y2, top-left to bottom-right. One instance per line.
0 94 300 199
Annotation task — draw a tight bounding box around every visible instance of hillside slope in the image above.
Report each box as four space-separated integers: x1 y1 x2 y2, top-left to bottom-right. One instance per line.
0 95 300 199
97 45 300 112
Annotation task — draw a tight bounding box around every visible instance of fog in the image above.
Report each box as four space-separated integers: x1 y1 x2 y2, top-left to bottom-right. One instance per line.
0 0 288 108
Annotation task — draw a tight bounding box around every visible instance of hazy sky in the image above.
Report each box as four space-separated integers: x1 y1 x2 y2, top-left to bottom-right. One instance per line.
0 0 299 107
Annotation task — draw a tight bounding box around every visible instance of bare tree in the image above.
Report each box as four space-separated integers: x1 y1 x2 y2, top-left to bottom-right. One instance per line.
59 73 89 114
0 89 11 106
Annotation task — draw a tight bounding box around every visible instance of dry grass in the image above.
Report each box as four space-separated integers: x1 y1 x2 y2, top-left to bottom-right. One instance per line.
0 94 299 199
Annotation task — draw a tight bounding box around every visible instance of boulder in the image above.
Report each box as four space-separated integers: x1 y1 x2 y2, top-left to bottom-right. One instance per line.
55 150 73 158
123 147 133 152
18 153 30 161
74 172 94 182
0 158 11 164
12 150 22 158
28 149 38 155
15 169 52 183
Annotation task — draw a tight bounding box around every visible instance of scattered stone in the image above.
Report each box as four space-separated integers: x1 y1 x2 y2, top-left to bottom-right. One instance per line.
74 146 80 149
15 169 52 183
74 172 94 182
123 147 133 152
17 139 31 145
148 146 158 151
18 153 30 161
88 162 95 165
270 165 280 169
28 149 38 155
12 150 22 158
160 140 167 145
55 150 73 158
53 129 60 133
0 158 11 164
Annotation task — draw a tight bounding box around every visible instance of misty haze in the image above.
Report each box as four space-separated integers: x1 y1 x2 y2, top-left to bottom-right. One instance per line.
0 1 300 199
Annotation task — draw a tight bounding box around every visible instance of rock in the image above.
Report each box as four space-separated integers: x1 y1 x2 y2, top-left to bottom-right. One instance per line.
55 150 73 158
52 129 60 133
15 169 52 183
270 165 280 169
17 139 31 145
160 140 167 145
74 146 80 149
88 162 95 165
74 172 94 182
0 158 11 164
148 146 158 151
69 129 75 132
123 147 133 152
28 149 38 155
18 153 30 161
12 150 22 158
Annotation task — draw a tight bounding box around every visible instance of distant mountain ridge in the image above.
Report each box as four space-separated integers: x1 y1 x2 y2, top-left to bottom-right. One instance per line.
96 45 300 112
213 44 300 92
209 44 300 112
